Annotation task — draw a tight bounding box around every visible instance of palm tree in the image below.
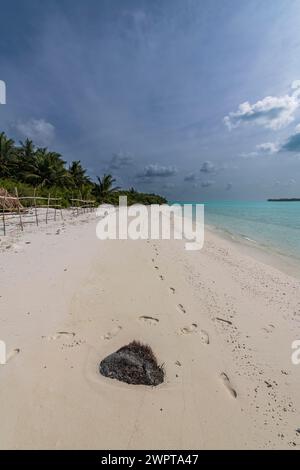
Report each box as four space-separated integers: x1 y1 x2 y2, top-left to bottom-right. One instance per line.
68 160 90 188
93 174 120 202
0 132 17 178
19 138 35 160
21 148 68 187
16 138 36 180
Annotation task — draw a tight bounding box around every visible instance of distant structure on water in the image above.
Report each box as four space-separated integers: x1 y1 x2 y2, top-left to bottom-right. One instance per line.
268 198 300 202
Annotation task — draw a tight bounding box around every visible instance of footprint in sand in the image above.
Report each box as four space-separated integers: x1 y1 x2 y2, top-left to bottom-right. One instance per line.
139 315 159 326
101 325 122 340
262 324 275 334
179 323 198 335
177 304 186 314
154 266 159 270
159 275 164 281
169 287 176 294
45 332 75 341
178 323 210 344
220 372 237 398
199 329 210 344
6 348 20 363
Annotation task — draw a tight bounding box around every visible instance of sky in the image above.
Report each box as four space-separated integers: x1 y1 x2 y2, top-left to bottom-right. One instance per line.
1 0 300 200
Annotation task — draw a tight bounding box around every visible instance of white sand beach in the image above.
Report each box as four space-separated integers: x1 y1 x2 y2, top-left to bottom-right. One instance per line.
0 212 300 449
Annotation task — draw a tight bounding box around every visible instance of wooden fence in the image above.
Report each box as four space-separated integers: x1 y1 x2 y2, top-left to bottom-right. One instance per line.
0 189 96 236
70 198 96 216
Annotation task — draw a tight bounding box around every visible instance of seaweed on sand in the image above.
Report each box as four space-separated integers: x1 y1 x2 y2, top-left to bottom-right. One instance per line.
99 340 164 386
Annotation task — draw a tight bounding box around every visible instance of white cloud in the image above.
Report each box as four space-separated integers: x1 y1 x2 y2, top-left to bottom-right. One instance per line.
224 82 300 131
14 118 55 146
240 141 279 158
256 142 279 154
240 151 259 159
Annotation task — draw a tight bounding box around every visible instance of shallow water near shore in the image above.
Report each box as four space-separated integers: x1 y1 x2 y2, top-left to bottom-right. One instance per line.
176 200 300 278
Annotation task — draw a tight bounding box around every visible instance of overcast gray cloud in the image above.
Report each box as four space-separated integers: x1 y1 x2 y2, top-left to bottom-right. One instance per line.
109 152 134 170
136 164 177 179
184 172 197 182
1 1 300 200
12 119 55 147
200 161 215 174
281 125 300 152
201 180 214 188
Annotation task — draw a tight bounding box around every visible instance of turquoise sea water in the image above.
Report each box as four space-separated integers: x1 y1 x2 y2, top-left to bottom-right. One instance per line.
202 201 300 262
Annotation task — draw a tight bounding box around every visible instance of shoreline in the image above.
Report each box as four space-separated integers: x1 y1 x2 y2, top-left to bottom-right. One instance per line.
205 223 300 280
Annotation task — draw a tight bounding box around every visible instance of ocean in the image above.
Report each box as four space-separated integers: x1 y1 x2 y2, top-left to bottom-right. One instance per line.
203 200 300 263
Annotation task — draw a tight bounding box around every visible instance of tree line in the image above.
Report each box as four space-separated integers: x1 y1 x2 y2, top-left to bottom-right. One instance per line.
0 131 167 206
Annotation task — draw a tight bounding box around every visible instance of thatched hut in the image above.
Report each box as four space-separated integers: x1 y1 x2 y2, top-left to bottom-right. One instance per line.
0 188 23 212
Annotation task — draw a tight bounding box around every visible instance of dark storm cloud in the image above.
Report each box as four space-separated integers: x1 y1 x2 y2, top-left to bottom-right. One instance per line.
136 164 177 179
281 128 300 152
200 161 215 174
109 153 134 170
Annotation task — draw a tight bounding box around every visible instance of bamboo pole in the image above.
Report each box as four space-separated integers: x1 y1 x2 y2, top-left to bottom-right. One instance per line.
54 193 57 221
15 187 23 231
2 195 6 236
34 188 39 227
46 193 50 224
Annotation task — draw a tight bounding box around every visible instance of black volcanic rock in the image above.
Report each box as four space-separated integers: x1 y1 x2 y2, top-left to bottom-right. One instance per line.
99 341 164 386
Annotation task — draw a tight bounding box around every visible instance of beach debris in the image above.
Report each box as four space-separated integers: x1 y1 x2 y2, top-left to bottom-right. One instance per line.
43 331 75 341
138 315 159 325
99 340 164 386
0 188 23 212
215 317 232 325
264 380 273 388
6 348 20 363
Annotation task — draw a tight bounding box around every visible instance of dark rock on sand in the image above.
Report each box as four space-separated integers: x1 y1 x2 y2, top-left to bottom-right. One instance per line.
99 341 164 386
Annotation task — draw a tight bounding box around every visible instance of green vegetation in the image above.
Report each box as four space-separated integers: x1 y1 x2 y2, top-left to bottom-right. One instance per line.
0 131 167 206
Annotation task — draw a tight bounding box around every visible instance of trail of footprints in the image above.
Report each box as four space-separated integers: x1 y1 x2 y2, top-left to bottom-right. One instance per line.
4 244 235 406
151 245 211 344
149 245 238 398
